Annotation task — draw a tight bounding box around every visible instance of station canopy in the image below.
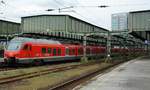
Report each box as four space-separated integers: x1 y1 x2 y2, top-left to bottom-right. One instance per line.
112 10 150 42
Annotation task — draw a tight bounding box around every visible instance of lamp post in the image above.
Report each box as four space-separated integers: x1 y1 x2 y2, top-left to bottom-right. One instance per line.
83 34 87 62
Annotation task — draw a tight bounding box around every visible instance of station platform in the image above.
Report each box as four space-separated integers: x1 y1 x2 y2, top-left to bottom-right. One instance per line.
77 57 150 90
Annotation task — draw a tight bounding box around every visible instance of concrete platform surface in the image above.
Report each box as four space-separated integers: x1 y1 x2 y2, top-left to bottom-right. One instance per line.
77 57 150 90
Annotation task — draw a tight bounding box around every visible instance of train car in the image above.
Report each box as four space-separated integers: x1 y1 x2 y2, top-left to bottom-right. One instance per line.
4 37 106 65
4 37 64 64
4 37 145 65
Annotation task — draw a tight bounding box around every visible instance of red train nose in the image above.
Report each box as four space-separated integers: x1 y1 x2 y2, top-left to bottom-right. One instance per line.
8 52 15 57
5 51 18 58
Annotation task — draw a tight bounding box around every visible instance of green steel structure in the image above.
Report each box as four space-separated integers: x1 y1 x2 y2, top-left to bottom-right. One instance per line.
21 14 108 45
0 20 20 51
0 20 20 35
129 10 150 42
111 10 150 53
129 10 150 32
112 10 150 41
21 14 107 34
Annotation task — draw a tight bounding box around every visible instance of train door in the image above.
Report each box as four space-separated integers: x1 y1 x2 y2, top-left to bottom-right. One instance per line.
28 45 32 57
22 44 32 58
65 47 69 56
58 48 61 56
75 47 78 56
53 48 57 56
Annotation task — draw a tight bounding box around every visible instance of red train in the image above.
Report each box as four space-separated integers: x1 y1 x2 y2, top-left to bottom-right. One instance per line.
4 37 146 65
4 37 106 65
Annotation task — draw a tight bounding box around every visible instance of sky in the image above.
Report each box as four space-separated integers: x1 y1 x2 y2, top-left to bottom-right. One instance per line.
0 0 150 30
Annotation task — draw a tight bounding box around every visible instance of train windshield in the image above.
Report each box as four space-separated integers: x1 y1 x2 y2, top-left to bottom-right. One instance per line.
6 42 22 51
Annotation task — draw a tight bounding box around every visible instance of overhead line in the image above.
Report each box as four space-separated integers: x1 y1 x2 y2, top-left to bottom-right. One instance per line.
53 0 66 7
73 11 101 27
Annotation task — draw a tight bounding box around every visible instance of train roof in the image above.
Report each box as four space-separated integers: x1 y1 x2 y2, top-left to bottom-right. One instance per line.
10 37 61 45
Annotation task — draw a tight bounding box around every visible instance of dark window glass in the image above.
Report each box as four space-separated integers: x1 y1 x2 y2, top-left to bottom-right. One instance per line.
42 48 46 53
78 48 81 55
23 45 28 50
29 46 32 51
66 48 69 55
69 49 72 55
7 42 22 51
78 48 83 54
72 49 75 55
86 48 90 54
58 49 61 55
53 48 57 56
23 44 31 51
48 48 51 54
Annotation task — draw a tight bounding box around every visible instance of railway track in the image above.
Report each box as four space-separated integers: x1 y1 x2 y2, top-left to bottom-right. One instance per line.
0 62 99 85
0 64 23 72
46 61 125 90
0 59 82 72
0 64 17 71
0 68 16 71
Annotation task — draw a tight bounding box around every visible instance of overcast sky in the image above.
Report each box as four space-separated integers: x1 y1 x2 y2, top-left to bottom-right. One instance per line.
0 0 150 30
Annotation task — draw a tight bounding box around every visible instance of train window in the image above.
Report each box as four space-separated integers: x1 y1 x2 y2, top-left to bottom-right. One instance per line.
23 45 28 50
79 48 83 54
53 48 57 56
69 49 72 55
42 48 46 53
29 46 32 51
58 48 61 55
78 48 81 55
72 49 75 55
86 48 90 54
23 44 31 51
66 48 69 55
48 48 51 54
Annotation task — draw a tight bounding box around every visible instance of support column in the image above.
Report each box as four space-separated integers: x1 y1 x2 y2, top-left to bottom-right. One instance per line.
146 31 149 54
105 32 111 63
82 34 88 62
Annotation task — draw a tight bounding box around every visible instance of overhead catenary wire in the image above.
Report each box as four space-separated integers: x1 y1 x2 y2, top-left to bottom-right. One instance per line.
0 0 15 21
0 0 35 21
71 0 105 26
0 0 47 16
0 1 23 13
53 0 66 7
60 0 78 6
73 11 102 27
0 0 5 5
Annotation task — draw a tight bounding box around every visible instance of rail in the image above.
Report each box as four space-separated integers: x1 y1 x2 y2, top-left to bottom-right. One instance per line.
0 62 100 85
47 60 126 90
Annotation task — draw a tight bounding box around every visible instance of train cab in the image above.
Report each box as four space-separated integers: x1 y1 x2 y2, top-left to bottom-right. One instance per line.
4 40 23 64
4 37 34 64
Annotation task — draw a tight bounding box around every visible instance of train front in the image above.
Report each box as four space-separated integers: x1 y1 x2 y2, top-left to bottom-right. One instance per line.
4 38 22 64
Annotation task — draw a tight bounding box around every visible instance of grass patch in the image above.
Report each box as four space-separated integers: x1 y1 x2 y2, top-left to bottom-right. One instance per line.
8 63 111 90
0 62 80 79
